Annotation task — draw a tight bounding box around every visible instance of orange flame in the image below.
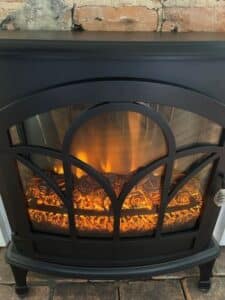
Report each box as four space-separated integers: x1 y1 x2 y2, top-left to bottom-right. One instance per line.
53 165 64 175
69 111 166 176
36 111 203 235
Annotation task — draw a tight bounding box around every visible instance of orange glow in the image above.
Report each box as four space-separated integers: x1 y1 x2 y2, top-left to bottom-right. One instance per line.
28 209 69 231
26 171 203 235
25 112 203 235
74 151 88 178
53 165 64 175
69 111 167 175
100 160 112 174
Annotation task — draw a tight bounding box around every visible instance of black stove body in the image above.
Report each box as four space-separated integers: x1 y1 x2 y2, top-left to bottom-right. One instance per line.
0 32 225 295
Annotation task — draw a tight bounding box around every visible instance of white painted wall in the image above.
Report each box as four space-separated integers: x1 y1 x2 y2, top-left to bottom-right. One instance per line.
0 195 11 247
214 205 225 245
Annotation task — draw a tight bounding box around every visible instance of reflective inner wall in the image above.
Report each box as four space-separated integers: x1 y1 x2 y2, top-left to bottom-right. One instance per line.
10 103 222 237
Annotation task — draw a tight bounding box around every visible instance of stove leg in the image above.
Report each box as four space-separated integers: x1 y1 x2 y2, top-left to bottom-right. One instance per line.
10 265 29 296
198 260 215 292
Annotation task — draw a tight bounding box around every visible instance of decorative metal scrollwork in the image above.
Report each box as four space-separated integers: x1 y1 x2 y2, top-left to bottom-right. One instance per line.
11 102 222 239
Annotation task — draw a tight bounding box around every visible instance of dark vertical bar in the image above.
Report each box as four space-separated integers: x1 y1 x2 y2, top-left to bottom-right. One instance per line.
10 265 28 296
62 157 77 239
155 159 175 237
113 202 121 241
198 259 216 291
0 129 34 255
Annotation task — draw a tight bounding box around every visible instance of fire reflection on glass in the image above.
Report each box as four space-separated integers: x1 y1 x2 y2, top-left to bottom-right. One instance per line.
13 105 220 237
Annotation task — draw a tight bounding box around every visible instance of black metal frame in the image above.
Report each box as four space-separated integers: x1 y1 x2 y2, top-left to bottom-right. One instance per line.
1 32 225 293
11 105 221 240
6 239 219 295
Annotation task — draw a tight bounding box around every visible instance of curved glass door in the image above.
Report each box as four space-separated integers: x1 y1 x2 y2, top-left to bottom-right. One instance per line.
10 103 222 237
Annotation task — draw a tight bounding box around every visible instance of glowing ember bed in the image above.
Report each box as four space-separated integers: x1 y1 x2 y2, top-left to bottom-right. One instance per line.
27 172 203 235
1 31 225 295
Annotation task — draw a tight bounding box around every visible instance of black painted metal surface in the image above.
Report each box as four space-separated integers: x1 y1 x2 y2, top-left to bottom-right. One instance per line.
0 32 224 277
6 239 220 280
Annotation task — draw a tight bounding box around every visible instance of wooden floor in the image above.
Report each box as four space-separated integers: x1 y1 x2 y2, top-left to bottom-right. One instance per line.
0 247 225 299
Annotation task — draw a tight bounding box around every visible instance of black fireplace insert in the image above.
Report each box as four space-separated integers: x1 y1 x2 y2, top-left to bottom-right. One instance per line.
1 31 225 295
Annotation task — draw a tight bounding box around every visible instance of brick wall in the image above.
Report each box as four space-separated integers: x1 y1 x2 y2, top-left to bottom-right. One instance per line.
0 0 225 32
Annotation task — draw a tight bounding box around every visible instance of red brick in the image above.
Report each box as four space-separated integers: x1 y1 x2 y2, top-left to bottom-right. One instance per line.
74 6 158 31
162 7 225 32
